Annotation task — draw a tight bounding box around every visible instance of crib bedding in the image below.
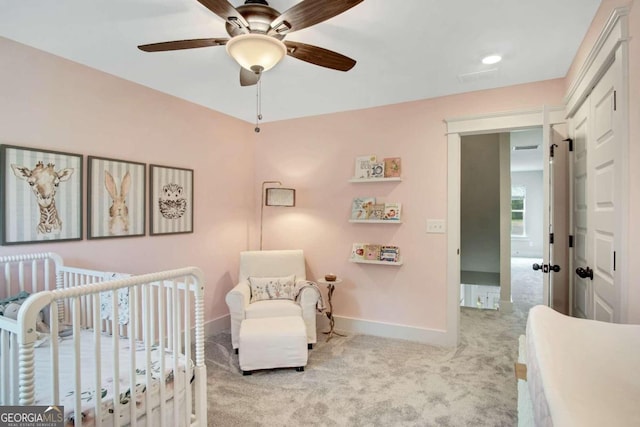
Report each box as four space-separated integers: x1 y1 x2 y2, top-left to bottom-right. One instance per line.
525 305 640 427
33 329 193 426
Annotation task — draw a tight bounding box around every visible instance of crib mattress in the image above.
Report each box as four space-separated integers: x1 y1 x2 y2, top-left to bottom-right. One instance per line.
33 329 192 426
525 305 640 427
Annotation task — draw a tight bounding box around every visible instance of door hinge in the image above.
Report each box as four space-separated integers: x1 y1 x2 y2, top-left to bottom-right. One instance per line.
569 235 574 248
613 251 616 271
614 90 617 111
563 138 574 152
549 233 554 244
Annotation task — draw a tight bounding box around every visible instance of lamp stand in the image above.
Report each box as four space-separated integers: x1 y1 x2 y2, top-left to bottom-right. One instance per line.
260 180 281 250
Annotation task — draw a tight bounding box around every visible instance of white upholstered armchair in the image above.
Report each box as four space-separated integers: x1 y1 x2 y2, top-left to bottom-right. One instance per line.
225 250 321 351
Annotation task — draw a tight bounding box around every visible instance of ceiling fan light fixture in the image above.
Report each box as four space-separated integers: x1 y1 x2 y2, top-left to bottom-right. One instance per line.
226 33 286 72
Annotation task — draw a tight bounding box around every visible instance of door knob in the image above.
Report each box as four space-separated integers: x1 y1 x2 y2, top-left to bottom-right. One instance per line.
532 263 542 271
575 266 593 280
550 265 561 273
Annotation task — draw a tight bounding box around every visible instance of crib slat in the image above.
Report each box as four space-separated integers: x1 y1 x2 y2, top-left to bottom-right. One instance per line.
73 297 82 427
50 303 60 405
172 280 180 427
11 333 18 405
18 261 25 293
143 284 152 427
4 263 10 297
112 289 121 427
1 329 8 404
129 286 137 427
183 277 192 427
93 293 102 427
31 260 37 294
158 282 167 427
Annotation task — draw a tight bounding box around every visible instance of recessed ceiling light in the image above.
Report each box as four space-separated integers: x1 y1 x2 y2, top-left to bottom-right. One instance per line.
482 55 502 65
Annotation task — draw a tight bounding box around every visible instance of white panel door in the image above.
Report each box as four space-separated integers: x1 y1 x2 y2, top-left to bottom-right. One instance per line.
572 100 590 319
589 60 620 322
571 58 621 322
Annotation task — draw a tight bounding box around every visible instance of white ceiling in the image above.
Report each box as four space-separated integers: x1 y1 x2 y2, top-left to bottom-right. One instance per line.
0 0 601 123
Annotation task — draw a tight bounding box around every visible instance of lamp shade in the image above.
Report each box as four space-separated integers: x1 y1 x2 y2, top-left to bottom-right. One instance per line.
226 33 287 72
265 188 295 207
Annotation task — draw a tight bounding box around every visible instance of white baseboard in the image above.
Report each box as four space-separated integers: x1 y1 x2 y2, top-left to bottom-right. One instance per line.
204 313 230 337
202 313 455 347
318 314 454 347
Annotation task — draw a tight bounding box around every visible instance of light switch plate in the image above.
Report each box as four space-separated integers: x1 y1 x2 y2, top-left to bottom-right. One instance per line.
427 219 446 233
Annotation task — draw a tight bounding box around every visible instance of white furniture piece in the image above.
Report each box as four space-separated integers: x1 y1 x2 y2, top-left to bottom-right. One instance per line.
225 249 320 352
0 252 207 427
522 305 640 427
239 316 307 375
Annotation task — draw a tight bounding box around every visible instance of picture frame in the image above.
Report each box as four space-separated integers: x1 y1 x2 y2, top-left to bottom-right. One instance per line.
88 156 146 239
1 144 83 245
149 164 194 235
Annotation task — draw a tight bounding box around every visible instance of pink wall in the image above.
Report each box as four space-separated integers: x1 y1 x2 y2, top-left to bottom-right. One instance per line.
4 0 635 338
564 0 640 323
255 80 565 331
0 37 256 324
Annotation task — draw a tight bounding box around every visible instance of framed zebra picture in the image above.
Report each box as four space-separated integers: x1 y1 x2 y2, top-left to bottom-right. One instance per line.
0 144 83 245
149 164 194 236
87 156 146 239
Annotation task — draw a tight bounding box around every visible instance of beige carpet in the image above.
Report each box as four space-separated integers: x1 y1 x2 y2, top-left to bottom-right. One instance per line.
204 258 542 426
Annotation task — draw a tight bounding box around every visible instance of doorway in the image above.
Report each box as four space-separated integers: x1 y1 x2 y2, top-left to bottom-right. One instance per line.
444 107 566 346
458 129 545 311
510 128 544 311
459 133 505 310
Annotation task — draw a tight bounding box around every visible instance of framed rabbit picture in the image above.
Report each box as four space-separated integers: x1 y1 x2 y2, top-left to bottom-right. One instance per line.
149 164 193 235
87 156 146 239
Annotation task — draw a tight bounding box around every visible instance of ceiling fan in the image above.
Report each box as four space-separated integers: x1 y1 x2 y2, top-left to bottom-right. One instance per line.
138 0 364 86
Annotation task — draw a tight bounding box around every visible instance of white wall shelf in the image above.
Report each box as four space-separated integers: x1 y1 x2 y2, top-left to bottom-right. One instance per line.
348 177 402 183
349 259 403 266
349 220 402 224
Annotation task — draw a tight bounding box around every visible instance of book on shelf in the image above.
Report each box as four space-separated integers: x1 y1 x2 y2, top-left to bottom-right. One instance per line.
354 155 377 179
383 157 401 178
351 243 367 260
367 203 385 220
370 161 385 178
364 244 382 261
351 197 376 220
383 203 401 220
379 246 400 262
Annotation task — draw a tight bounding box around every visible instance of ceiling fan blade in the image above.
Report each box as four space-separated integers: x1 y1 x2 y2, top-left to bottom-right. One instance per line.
197 0 250 32
285 41 356 71
240 67 261 86
138 38 228 52
270 0 364 35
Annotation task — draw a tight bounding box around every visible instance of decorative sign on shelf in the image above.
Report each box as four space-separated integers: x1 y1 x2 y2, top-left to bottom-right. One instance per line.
353 155 401 179
351 243 400 263
351 197 401 221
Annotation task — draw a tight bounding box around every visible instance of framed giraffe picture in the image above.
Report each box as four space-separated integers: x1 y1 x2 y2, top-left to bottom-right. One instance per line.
88 156 146 239
0 144 83 245
149 164 194 236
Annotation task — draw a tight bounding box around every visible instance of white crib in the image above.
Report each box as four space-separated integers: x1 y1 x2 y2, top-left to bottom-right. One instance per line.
0 252 207 427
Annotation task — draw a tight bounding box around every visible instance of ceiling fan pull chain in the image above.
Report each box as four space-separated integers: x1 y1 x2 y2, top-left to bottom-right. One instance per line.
255 79 262 133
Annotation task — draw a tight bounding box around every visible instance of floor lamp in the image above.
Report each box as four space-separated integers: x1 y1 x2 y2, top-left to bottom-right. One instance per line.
260 181 296 250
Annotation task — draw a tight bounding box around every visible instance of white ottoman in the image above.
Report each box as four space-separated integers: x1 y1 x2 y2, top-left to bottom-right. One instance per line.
239 316 308 375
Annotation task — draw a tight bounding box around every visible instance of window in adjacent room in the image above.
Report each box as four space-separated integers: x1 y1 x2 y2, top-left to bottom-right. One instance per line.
511 186 526 237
